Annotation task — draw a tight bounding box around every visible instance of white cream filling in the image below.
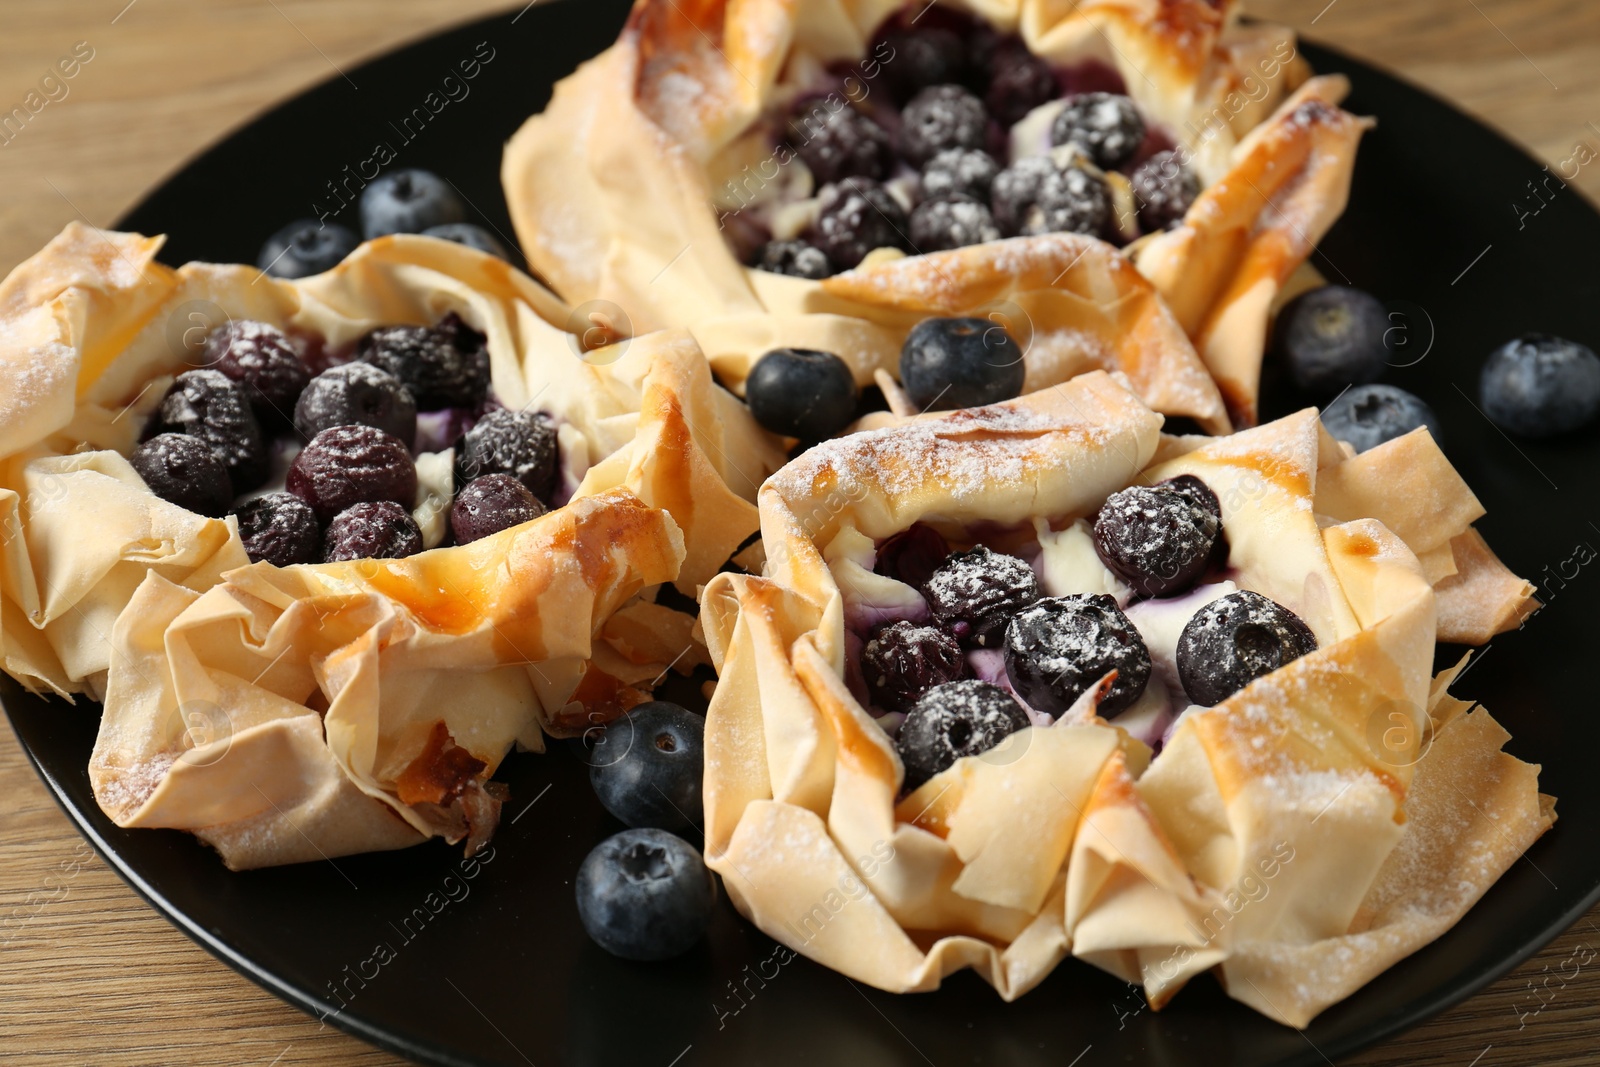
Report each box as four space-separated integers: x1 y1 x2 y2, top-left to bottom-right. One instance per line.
412 448 455 550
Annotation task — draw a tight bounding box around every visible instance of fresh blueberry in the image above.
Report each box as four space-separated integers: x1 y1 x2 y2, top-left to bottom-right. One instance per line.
744 347 860 441
1051 92 1146 170
257 220 359 279
909 194 1001 252
1479 333 1600 438
287 424 417 523
359 169 466 239
991 156 1110 237
450 473 546 545
1130 149 1199 232
874 523 951 589
1003 594 1151 717
787 101 893 185
294 362 418 444
861 620 966 711
576 828 716 961
1322 384 1441 453
896 680 1030 791
421 222 508 259
900 84 988 167
754 239 834 280
234 492 321 566
874 24 968 103
358 312 491 410
454 408 560 501
1273 286 1390 394
811 179 910 270
158 369 269 494
899 316 1026 412
920 148 1001 202
984 37 1059 127
1093 478 1221 598
922 545 1039 647
588 701 705 833
130 433 233 518
202 320 310 427
321 500 423 562
1176 590 1317 706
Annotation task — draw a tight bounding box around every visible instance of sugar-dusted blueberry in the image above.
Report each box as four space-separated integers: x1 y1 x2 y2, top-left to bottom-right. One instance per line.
874 523 951 589
1273 286 1390 394
234 492 321 567
1093 479 1221 599
294 362 418 444
588 701 704 832
158 369 269 494
130 433 233 518
1479 333 1600 438
575 828 716 961
287 424 417 523
921 148 1001 202
861 620 966 711
896 679 1030 791
984 37 1059 127
358 312 491 410
922 545 1039 647
321 500 423 562
900 84 988 167
454 408 559 499
1322 384 1441 453
450 473 546 545
909 194 1001 253
874 23 968 103
745 347 859 441
257 219 359 280
1003 594 1151 716
899 316 1026 412
754 239 834 280
811 178 910 270
1176 590 1317 706
1051 92 1146 170
421 223 509 259
787 100 893 185
359 168 466 239
991 156 1111 237
202 320 310 427
1130 149 1199 232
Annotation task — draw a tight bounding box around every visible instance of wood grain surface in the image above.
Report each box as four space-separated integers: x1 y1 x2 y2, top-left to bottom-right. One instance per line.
1 2 1597 1065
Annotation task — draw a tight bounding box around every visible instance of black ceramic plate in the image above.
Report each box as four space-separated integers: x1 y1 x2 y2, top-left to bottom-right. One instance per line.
6 3 1599 1065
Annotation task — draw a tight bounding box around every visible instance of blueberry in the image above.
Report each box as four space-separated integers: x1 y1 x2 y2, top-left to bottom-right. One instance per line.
1176 590 1317 706
787 101 893 185
450 473 546 545
234 492 321 566
1092 478 1221 598
921 148 1001 201
900 84 988 167
130 433 232 517
588 701 705 832
321 500 424 562
991 156 1110 238
454 408 559 500
1273 286 1390 394
1003 594 1151 716
899 316 1026 411
754 239 834 280
744 347 859 441
896 680 1030 791
576 828 716 961
1051 92 1146 170
294 362 418 444
421 222 509 260
359 169 466 239
257 220 359 279
1322 384 1441 453
201 320 310 428
861 620 966 711
811 179 910 270
158 369 269 494
909 194 1001 253
287 424 417 523
1130 149 1199 232
984 37 1059 127
1479 333 1600 438
874 24 968 103
922 545 1039 647
873 523 951 589
358 312 491 410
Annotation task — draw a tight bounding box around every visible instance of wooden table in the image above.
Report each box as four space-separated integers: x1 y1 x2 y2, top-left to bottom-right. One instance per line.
1 2 1596 1064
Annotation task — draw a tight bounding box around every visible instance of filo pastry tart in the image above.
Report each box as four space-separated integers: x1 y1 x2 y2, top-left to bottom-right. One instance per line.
697 372 1549 1024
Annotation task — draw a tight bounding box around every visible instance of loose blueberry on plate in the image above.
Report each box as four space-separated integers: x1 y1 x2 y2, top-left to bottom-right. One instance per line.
130 433 233 518
359 168 466 239
754 239 834 280
575 827 717 961
874 523 951 589
861 620 966 711
588 701 705 832
899 316 1026 411
1479 333 1600 438
921 147 1001 201
321 500 424 562
787 101 894 185
294 362 419 444
1129 149 1199 232
1093 479 1221 598
358 313 492 410
900 84 989 167
1176 590 1317 706
922 545 1039 647
450 473 546 545
257 219 359 280
896 679 1031 791
1051 92 1146 170
202 320 310 426
455 408 560 499
235 492 322 567
157 368 269 494
1003 593 1151 716
811 178 910 270
991 156 1111 238
745 347 860 441
984 37 1059 127
1322 384 1441 453
287 423 417 523
420 222 509 260
1273 286 1390 394
909 194 1002 253
874 23 968 103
